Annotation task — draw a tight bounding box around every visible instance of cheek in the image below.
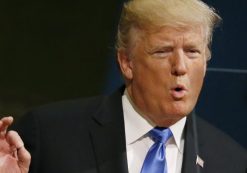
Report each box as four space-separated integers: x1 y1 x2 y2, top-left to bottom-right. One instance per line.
191 63 206 91
131 60 168 99
136 62 169 91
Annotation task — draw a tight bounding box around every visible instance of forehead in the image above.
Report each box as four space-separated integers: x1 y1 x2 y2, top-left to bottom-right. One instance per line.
143 25 206 46
126 25 207 57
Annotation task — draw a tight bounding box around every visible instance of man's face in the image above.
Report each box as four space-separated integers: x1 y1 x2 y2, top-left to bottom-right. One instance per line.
118 25 207 126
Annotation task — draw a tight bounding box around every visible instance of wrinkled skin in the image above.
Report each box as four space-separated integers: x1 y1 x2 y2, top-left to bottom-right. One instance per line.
0 117 31 173
118 25 207 127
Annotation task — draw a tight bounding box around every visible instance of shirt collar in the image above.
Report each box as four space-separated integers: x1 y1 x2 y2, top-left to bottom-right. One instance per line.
122 90 154 145
169 116 186 153
122 89 186 152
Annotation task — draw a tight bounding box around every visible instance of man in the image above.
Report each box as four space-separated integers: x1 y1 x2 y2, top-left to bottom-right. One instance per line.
0 0 246 173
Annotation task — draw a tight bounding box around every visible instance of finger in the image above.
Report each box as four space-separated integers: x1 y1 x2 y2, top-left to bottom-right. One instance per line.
6 130 24 150
0 116 13 127
17 144 31 172
0 116 13 137
6 131 31 172
6 130 31 171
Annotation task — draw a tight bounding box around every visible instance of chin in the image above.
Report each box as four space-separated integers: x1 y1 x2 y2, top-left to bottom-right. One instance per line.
149 110 188 127
172 99 195 113
145 109 189 127
154 115 185 127
171 107 191 117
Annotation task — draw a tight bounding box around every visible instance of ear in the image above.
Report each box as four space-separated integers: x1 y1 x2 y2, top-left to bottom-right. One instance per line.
117 49 133 80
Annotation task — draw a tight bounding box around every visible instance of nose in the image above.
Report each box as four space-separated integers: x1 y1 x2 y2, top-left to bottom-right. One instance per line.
171 50 187 76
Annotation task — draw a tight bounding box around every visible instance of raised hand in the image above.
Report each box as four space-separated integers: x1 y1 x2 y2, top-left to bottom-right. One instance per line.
0 116 31 173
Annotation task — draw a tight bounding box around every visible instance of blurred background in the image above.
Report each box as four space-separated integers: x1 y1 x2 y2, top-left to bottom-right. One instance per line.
0 0 246 148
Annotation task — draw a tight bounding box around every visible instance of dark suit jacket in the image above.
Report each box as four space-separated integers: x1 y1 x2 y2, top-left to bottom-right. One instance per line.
15 88 247 173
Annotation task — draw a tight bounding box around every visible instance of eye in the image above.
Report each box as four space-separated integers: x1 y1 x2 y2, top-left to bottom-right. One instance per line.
152 48 173 58
152 50 170 58
185 48 201 58
187 49 200 54
155 50 168 54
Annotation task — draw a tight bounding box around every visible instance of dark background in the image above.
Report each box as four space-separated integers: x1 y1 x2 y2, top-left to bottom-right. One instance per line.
0 0 246 148
0 0 122 116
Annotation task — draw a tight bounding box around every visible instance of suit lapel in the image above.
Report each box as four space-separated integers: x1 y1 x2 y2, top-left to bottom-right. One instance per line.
89 89 128 173
88 89 205 173
182 113 203 173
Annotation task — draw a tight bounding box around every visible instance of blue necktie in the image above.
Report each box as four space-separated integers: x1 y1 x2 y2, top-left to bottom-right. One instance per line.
141 127 172 173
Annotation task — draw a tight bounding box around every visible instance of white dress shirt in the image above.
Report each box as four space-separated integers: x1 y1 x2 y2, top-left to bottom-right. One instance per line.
122 91 186 173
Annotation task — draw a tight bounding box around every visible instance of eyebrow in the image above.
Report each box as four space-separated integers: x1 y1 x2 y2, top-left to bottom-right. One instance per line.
183 43 203 50
145 40 174 51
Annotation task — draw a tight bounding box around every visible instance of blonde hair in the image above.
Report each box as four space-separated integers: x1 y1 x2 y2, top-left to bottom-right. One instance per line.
116 0 221 58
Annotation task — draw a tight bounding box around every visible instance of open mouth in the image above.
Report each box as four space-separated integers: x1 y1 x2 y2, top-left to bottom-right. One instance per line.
173 85 186 92
170 85 187 99
174 87 183 92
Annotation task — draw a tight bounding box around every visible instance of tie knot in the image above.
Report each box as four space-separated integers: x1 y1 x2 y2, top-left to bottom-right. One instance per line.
149 127 172 143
